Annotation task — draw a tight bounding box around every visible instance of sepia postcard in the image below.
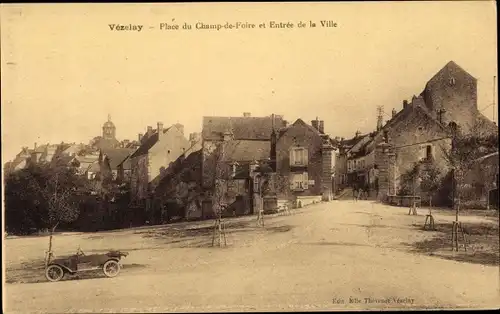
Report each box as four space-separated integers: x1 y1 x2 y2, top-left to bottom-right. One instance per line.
1 2 499 313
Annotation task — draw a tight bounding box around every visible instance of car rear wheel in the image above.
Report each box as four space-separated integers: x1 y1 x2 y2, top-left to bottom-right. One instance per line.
45 265 64 282
103 260 120 277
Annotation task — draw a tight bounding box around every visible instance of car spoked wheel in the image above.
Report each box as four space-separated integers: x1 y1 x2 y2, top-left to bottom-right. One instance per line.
103 260 120 278
45 265 64 282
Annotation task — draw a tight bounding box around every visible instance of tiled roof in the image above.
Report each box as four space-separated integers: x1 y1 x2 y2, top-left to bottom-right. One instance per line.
130 127 172 158
202 115 286 141
52 155 76 165
220 140 271 163
475 113 498 135
6 156 28 171
278 118 322 139
341 134 369 148
102 148 134 170
75 154 99 164
87 161 100 173
33 144 49 153
154 149 203 195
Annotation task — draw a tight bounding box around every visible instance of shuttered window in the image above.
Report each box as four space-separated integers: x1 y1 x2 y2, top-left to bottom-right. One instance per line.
290 147 308 166
290 172 309 190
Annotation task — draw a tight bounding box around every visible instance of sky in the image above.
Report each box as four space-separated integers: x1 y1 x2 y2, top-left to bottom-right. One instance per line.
1 2 498 162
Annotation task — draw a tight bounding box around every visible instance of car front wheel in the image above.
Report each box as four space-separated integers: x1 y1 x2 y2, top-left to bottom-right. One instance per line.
103 260 120 278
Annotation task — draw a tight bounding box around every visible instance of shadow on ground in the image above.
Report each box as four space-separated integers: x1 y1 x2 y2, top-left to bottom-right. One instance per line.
169 222 295 249
131 216 295 249
404 221 499 266
298 241 371 247
336 222 410 231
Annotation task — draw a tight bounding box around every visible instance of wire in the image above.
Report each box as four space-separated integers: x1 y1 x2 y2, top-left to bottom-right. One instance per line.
479 103 496 114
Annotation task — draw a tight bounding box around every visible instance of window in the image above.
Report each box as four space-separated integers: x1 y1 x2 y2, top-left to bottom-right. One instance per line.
449 77 456 86
253 175 260 192
425 145 433 160
290 172 309 190
290 147 308 166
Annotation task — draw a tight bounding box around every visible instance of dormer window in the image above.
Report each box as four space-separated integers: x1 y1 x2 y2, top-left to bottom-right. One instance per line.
449 77 456 86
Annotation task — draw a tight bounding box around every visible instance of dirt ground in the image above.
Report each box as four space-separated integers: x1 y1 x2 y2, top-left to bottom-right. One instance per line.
3 201 499 312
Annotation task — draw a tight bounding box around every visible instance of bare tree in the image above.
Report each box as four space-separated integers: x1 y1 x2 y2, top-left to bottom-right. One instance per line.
440 121 498 251
203 139 241 247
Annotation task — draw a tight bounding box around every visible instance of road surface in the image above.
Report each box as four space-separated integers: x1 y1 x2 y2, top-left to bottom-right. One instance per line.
4 200 499 312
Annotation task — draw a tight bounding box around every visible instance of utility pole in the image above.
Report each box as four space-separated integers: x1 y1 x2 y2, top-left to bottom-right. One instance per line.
493 76 496 123
376 106 384 131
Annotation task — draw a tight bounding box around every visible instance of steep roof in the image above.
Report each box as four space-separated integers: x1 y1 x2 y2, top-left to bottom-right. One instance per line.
202 115 286 141
474 113 498 135
130 127 173 158
87 161 100 173
425 61 477 90
75 154 99 164
221 140 271 163
353 98 451 159
102 148 134 170
6 156 29 171
154 149 203 196
52 154 76 166
277 118 323 139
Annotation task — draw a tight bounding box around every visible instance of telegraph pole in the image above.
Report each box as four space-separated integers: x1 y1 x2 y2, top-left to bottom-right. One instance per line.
493 76 496 123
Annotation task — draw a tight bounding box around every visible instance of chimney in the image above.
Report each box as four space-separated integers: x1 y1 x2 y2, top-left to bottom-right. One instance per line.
437 108 446 124
319 120 325 134
376 109 383 131
283 120 288 127
403 100 408 109
157 122 164 138
311 117 320 131
243 112 251 117
138 133 143 142
147 126 153 134
392 108 397 118
34 142 37 149
174 123 184 135
355 130 361 138
189 132 200 146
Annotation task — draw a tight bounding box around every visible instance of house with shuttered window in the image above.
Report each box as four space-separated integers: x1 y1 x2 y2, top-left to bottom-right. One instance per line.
275 118 337 203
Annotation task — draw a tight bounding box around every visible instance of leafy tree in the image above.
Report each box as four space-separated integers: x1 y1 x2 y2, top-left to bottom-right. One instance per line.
4 163 87 261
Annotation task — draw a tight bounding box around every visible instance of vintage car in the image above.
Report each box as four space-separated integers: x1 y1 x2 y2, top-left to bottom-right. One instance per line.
45 247 129 282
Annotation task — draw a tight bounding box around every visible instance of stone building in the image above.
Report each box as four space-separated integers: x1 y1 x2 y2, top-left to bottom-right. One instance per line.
129 122 190 203
201 113 337 217
337 61 497 201
201 113 286 218
275 118 337 204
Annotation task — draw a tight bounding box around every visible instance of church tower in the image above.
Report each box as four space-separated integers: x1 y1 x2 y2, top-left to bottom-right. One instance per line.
102 114 116 140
